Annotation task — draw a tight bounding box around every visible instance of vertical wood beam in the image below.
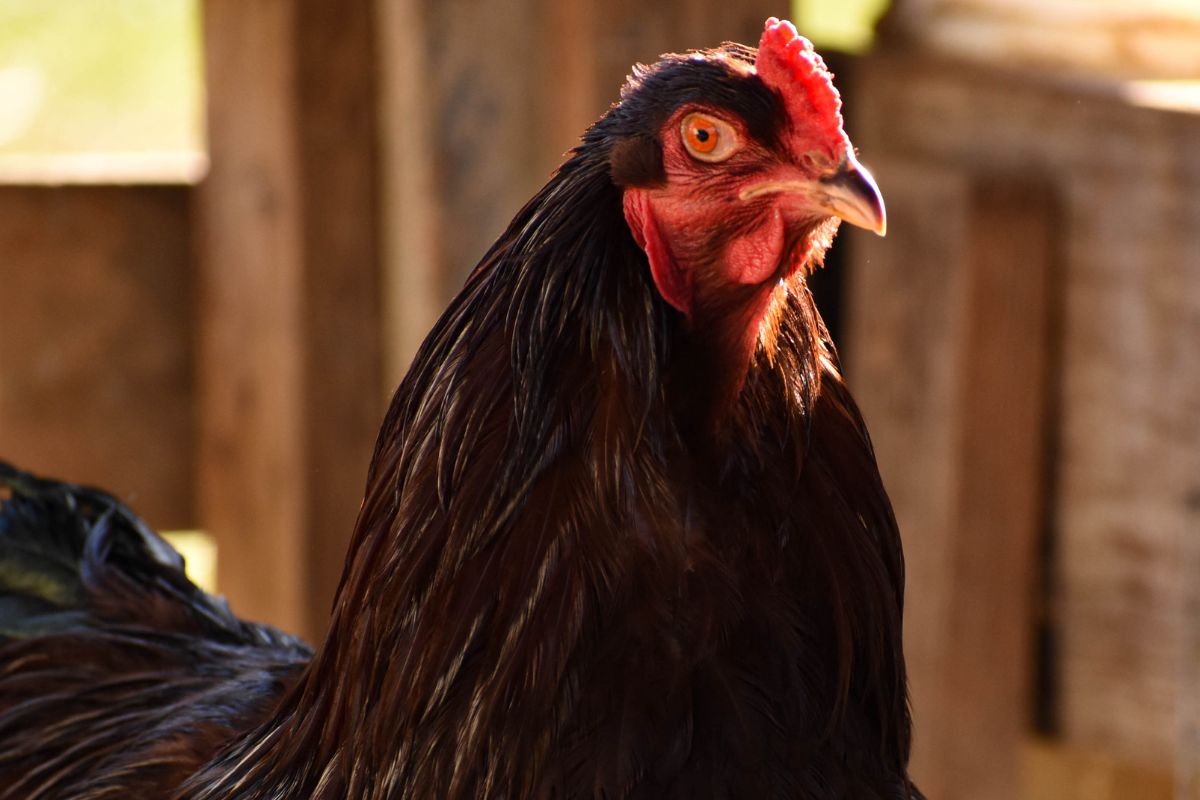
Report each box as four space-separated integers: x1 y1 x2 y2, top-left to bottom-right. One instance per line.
198 0 307 636
294 0 384 637
940 180 1057 799
375 0 443 381
198 0 382 641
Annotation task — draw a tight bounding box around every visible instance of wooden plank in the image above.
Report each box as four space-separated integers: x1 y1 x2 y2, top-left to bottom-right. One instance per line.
1054 142 1200 768
938 180 1057 800
374 0 445 381
1022 739 1174 800
294 0 385 637
197 0 308 636
198 0 384 641
885 0 1200 80
0 186 194 529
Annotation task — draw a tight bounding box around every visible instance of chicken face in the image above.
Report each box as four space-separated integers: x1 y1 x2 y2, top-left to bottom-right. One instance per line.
616 18 884 319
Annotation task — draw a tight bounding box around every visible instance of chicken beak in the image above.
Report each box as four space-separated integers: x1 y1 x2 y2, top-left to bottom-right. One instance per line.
816 156 886 237
738 155 887 237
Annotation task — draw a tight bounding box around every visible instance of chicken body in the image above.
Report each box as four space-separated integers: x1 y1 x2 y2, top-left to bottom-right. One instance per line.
0 19 920 799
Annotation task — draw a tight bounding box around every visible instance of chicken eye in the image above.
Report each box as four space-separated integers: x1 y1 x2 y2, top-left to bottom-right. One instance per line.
680 112 738 163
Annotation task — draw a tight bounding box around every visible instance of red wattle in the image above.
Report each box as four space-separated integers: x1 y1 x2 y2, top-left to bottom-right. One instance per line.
725 209 785 285
623 189 693 316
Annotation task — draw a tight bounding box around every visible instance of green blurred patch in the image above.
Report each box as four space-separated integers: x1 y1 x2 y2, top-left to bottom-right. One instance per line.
0 0 203 155
793 0 890 53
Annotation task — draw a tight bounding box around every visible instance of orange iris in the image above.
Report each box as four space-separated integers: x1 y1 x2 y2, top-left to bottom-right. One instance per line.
684 115 720 155
679 112 738 162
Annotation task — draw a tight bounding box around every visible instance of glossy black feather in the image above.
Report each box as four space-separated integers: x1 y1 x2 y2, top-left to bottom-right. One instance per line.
0 463 311 799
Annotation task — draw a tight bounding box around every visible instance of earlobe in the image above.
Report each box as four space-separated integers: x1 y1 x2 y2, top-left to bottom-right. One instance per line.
609 135 665 188
622 189 693 317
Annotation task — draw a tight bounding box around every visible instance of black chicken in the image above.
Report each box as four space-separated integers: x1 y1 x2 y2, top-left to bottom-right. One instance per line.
0 18 920 799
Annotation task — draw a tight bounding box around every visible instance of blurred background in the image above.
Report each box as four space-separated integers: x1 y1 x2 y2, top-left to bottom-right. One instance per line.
0 0 1197 797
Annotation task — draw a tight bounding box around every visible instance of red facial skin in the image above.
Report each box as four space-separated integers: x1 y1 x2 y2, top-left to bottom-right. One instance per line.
622 17 854 320
620 104 845 403
625 110 764 310
622 104 843 316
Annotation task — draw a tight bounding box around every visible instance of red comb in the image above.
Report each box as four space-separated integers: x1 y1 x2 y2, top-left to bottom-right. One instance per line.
755 18 847 153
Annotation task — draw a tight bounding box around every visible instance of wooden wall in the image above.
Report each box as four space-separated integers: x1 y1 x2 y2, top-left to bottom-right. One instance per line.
0 186 194 529
845 49 1200 799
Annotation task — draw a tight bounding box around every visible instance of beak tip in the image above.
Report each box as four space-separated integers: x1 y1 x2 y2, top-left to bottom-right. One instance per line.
821 157 887 238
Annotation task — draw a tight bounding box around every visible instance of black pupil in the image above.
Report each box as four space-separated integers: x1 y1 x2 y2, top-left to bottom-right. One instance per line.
695 128 710 143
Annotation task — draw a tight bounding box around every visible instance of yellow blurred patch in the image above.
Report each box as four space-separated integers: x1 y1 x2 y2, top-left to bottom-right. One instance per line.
161 529 217 594
792 0 890 53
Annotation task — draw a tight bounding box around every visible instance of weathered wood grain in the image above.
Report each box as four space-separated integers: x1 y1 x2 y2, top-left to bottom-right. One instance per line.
885 0 1200 79
197 0 308 636
847 49 1200 795
295 0 385 639
1023 739 1174 800
941 180 1057 800
0 186 194 529
197 0 384 642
